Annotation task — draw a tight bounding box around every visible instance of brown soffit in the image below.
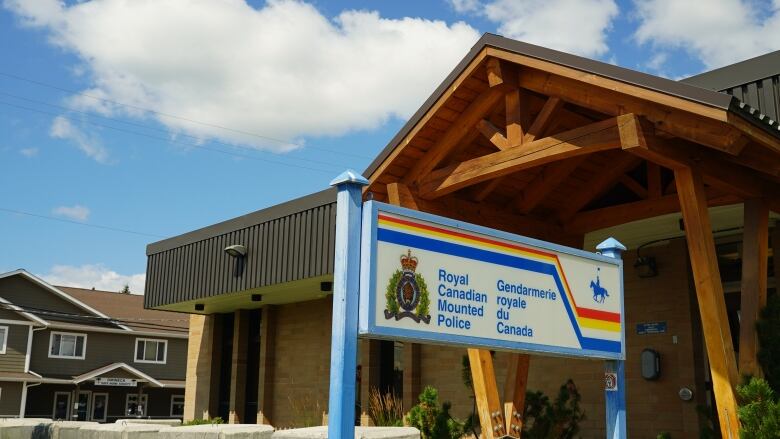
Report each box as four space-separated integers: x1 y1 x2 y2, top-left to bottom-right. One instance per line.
362 33 779 181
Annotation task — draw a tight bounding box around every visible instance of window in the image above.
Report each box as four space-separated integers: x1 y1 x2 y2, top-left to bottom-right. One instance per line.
125 394 148 417
170 395 185 417
49 332 86 359
0 326 7 354
134 338 167 364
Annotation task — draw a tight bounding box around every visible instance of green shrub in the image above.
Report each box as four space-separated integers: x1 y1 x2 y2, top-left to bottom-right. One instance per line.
368 387 404 427
657 433 672 439
181 417 224 426
757 294 780 393
737 376 780 438
405 386 464 439
522 379 585 439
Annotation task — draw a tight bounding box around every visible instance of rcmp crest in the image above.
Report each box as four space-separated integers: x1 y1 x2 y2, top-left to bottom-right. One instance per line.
384 249 431 324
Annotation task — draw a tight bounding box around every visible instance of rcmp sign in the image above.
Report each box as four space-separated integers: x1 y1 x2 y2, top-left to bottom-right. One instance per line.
358 201 625 360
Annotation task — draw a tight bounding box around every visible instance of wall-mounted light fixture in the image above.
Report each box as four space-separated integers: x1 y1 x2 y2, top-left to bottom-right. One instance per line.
224 244 247 277
194 303 205 311
251 294 263 302
634 256 658 278
320 281 333 292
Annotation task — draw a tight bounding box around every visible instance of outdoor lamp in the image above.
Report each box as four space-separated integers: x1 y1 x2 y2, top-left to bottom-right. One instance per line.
634 256 658 278
224 244 247 276
224 244 247 258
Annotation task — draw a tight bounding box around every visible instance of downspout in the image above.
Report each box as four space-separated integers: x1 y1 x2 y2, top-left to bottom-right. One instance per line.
20 326 47 418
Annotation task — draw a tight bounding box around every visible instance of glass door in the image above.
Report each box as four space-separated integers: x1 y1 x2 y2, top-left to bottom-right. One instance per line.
91 393 108 422
52 392 71 420
75 391 91 421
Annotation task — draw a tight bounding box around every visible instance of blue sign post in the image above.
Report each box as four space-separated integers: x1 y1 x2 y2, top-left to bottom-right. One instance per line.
327 170 368 439
597 238 627 439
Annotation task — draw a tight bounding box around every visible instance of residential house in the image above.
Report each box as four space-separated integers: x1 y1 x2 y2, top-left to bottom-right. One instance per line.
0 269 188 422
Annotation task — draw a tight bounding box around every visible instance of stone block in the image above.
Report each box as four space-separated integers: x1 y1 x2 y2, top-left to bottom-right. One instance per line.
0 419 52 439
271 426 420 439
78 423 161 439
115 419 183 426
158 424 274 439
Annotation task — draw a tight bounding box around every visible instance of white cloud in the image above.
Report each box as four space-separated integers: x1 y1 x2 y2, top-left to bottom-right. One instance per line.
450 0 619 57
5 0 480 152
43 264 146 294
634 0 780 70
19 147 38 157
52 204 90 221
49 116 111 163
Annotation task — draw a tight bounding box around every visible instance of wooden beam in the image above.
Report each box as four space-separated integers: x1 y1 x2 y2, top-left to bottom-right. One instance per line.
647 163 662 198
524 97 563 143
386 182 420 210
566 191 740 234
511 60 748 155
468 349 505 439
485 58 517 88
503 354 530 436
739 198 769 377
405 83 510 185
556 154 642 222
618 174 648 199
477 119 509 150
417 116 624 199
505 88 524 146
621 120 780 204
675 166 740 438
514 157 586 214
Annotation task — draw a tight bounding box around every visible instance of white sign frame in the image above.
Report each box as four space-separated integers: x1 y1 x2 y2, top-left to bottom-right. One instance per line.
358 201 625 360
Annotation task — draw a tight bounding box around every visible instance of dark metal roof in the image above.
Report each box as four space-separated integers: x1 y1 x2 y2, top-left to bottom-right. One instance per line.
363 33 779 178
681 50 780 91
144 189 336 308
146 188 335 255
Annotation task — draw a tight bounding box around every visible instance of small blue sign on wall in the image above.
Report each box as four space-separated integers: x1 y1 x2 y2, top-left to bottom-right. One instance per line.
636 321 667 335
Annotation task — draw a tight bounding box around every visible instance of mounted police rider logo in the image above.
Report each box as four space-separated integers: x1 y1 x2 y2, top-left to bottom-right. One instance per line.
590 267 610 304
384 249 431 324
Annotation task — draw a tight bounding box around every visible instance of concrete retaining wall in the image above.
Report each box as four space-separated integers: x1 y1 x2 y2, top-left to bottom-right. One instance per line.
157 424 274 439
115 420 182 427
271 427 420 439
78 423 161 439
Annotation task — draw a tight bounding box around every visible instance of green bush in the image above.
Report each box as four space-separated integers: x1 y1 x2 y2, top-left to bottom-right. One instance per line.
657 433 672 439
522 379 585 439
737 376 780 438
405 386 464 439
181 417 224 426
757 294 780 393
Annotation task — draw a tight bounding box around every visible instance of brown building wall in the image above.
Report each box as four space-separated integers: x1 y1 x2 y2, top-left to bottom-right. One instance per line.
386 240 703 439
0 323 29 373
186 240 704 436
0 277 86 317
0 381 22 417
267 298 332 428
29 329 187 380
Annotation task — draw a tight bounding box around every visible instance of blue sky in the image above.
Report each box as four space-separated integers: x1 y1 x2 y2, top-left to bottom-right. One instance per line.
1 0 778 292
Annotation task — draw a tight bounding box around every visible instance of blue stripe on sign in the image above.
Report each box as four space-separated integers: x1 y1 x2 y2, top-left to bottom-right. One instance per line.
377 227 621 354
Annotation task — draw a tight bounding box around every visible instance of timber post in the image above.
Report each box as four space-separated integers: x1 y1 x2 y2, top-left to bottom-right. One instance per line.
327 169 369 439
597 238 627 439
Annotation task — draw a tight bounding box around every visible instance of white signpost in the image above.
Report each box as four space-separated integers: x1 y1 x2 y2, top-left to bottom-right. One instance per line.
327 171 627 439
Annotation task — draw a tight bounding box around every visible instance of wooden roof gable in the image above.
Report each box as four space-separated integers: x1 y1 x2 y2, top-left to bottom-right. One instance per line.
364 34 780 241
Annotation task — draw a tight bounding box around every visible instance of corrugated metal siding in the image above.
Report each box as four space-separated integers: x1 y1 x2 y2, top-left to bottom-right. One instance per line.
144 201 336 308
722 75 780 122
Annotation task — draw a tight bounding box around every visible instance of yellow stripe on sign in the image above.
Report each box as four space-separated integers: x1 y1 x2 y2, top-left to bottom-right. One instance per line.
578 317 621 332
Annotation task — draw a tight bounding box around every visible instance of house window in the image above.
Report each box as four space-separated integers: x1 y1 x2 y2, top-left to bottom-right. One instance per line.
0 326 7 354
134 338 167 364
170 395 185 417
125 394 148 417
91 393 108 422
49 332 86 359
